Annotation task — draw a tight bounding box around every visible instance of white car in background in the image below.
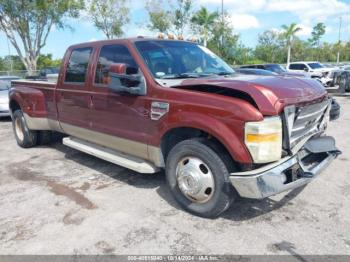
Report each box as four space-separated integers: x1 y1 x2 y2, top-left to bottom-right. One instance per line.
287 61 340 87
0 76 20 117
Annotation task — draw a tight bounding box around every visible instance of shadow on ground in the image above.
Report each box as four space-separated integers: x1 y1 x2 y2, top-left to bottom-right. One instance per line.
0 116 12 122
42 136 305 221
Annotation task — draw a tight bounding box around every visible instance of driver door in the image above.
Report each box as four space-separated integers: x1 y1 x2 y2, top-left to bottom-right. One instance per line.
89 43 150 159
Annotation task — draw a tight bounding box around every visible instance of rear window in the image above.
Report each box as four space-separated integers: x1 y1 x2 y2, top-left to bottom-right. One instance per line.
65 47 92 83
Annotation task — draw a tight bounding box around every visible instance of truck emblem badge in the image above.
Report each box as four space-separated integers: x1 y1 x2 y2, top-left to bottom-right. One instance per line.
151 102 169 120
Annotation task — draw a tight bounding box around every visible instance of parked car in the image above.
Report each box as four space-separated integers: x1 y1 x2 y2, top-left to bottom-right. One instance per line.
0 76 20 118
0 76 21 81
287 61 333 79
0 81 11 117
241 64 307 77
338 71 350 92
40 67 59 82
235 68 278 76
9 38 340 218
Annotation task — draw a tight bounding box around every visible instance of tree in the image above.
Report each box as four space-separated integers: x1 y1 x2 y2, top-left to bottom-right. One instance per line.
309 23 326 47
0 0 84 74
174 0 193 36
191 7 218 47
255 30 285 63
307 22 326 60
88 0 129 39
146 0 172 33
37 54 61 69
1 55 25 71
281 23 302 65
207 13 239 63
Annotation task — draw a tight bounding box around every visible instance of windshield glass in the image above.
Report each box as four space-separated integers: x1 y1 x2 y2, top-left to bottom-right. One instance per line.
134 40 234 79
0 81 10 91
265 64 286 73
308 62 324 69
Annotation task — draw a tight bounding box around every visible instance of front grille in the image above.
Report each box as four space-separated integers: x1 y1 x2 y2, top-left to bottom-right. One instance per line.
284 99 330 149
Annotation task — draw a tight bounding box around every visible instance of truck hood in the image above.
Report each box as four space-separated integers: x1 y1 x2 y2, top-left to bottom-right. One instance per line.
163 74 327 115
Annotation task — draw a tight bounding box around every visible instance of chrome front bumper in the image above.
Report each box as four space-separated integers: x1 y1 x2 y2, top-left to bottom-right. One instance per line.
230 136 340 199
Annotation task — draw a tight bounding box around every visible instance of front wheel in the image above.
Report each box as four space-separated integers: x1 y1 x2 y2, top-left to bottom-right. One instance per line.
165 139 236 218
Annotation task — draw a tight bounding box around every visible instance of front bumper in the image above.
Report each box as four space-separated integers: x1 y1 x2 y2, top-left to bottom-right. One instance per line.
230 136 340 199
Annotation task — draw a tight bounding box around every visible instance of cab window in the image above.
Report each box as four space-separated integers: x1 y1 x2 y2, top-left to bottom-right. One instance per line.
289 64 302 70
95 44 138 85
65 47 92 83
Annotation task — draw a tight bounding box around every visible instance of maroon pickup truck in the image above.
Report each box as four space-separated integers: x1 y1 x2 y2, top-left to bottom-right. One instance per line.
9 38 340 218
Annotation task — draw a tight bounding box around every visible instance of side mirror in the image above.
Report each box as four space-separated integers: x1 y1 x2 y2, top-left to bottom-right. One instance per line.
109 63 127 75
304 68 309 72
108 63 146 96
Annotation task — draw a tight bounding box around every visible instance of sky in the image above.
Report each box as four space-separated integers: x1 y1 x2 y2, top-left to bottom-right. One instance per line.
1 0 350 59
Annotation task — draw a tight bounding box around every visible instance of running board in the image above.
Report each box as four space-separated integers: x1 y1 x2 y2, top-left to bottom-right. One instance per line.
62 137 159 174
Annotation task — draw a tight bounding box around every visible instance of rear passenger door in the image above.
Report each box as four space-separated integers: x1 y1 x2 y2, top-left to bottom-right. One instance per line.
56 47 93 133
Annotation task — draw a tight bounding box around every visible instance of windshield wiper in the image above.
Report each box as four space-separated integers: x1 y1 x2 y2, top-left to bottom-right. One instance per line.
215 71 235 76
160 73 210 79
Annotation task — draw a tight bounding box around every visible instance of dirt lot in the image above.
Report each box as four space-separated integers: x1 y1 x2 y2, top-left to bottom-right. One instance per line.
0 96 350 255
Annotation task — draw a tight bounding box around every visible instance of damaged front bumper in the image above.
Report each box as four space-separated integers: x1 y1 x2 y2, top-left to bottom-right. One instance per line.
230 136 341 199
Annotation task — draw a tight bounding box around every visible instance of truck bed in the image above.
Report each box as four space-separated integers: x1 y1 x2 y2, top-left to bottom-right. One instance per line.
12 79 57 89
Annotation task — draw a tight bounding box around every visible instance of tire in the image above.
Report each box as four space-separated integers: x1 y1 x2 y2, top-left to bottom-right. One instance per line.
12 110 38 148
338 73 347 93
165 138 237 218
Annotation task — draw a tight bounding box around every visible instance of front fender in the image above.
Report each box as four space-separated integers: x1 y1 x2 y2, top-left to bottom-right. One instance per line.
155 111 253 164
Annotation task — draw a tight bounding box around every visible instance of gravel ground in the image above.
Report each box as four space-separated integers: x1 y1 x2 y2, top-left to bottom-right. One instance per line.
0 96 349 255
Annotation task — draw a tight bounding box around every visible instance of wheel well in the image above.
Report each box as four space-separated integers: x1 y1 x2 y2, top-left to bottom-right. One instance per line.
161 127 237 171
9 100 21 113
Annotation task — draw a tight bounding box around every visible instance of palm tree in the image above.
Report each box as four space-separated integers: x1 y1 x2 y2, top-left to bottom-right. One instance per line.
191 7 218 47
281 23 302 65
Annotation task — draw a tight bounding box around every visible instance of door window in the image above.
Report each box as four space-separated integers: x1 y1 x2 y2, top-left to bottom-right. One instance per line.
289 64 302 70
95 44 138 85
65 47 92 83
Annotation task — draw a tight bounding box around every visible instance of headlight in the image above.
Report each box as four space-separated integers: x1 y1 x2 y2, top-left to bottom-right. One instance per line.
245 116 282 163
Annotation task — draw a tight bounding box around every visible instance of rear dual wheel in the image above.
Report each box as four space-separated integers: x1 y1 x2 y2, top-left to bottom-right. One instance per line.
165 139 237 218
12 110 51 148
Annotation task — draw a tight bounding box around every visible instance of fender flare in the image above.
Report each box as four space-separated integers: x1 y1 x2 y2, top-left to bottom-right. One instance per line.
155 111 253 164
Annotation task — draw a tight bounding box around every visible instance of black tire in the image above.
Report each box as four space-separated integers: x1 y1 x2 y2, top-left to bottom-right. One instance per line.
12 110 38 148
165 138 237 218
338 73 347 93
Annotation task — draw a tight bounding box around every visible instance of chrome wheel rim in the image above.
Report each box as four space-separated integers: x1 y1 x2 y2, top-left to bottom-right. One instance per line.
176 157 215 203
15 118 24 142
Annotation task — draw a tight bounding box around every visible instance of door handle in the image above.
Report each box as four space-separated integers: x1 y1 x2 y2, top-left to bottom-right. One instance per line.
89 95 93 108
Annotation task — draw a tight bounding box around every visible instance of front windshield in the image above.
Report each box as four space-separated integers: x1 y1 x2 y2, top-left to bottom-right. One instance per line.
134 40 234 79
308 62 324 69
266 64 286 73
